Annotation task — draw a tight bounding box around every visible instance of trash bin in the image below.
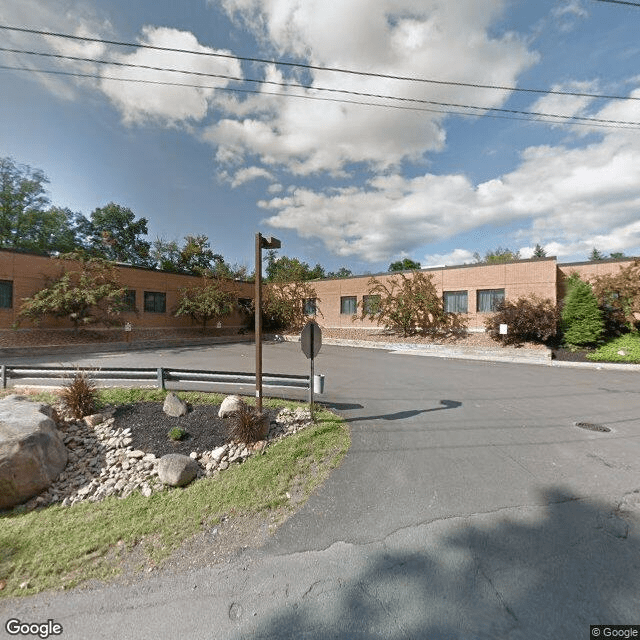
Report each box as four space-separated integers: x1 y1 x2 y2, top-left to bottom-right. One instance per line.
313 374 325 394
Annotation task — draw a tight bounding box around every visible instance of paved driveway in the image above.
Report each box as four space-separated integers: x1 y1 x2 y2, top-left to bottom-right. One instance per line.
2 342 640 639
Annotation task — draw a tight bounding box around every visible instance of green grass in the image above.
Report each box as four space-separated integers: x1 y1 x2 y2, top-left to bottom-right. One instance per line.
0 392 349 598
587 333 640 363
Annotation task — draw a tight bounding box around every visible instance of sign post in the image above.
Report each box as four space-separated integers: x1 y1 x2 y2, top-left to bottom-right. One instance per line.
301 320 322 421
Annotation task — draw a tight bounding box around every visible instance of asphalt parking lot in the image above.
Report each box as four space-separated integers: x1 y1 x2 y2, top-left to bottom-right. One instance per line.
2 341 639 639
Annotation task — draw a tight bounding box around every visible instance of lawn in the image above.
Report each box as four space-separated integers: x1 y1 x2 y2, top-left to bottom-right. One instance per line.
0 389 350 598
587 333 640 363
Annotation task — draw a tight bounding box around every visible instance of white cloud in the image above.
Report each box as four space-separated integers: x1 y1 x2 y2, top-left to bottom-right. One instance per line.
99 27 243 125
206 0 538 175
261 89 640 262
422 249 475 267
229 166 274 187
0 0 110 100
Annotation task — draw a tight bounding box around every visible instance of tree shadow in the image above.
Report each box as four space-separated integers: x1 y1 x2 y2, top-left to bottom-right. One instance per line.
345 399 462 423
239 487 640 639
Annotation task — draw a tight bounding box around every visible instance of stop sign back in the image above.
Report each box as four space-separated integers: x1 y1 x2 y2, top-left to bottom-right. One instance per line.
301 321 322 359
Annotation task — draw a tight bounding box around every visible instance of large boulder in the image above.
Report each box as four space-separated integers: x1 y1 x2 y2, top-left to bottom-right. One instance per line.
157 454 198 487
163 392 188 418
0 395 68 509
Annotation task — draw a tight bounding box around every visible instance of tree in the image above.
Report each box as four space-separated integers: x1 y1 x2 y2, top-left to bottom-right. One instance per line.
588 248 606 261
609 252 626 260
532 244 547 258
261 279 320 331
20 206 90 255
388 258 421 272
591 259 640 332
485 295 559 346
0 157 49 250
357 271 467 338
561 276 604 346
326 267 353 279
473 248 521 264
264 252 325 282
174 277 237 331
18 253 127 330
87 203 152 266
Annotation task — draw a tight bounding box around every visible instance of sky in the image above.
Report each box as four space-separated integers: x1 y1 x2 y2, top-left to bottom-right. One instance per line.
1 0 639 275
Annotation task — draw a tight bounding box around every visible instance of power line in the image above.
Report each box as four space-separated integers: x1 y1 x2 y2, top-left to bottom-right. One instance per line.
4 46 639 126
594 0 640 6
3 64 639 130
0 23 638 103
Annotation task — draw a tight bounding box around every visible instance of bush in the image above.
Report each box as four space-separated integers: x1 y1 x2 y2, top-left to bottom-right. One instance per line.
226 402 269 444
60 371 97 419
561 278 604 346
485 295 559 345
168 427 187 441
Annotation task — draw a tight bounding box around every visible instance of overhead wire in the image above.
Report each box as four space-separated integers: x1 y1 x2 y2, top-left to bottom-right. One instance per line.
2 63 639 130
0 23 638 103
1 47 639 128
593 0 640 7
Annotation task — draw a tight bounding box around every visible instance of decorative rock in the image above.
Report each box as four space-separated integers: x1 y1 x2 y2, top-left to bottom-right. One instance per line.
617 350 628 356
157 454 198 487
218 395 245 418
127 450 145 459
0 395 68 509
163 392 188 418
83 414 105 427
211 445 227 462
189 452 199 459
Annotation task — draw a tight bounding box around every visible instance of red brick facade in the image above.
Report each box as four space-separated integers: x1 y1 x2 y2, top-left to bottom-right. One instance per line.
0 250 635 332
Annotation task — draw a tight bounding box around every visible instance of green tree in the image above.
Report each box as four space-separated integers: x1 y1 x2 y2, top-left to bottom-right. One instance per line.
174 277 237 331
264 252 325 282
532 243 547 258
588 248 606 261
473 247 521 264
357 271 467 338
18 253 127 330
87 203 152 266
609 252 626 260
261 280 320 331
561 277 604 346
0 157 51 250
388 258 421 272
326 267 353 279
20 206 89 255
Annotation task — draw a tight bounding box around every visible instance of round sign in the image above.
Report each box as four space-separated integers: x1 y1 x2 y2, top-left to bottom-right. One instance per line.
301 321 322 359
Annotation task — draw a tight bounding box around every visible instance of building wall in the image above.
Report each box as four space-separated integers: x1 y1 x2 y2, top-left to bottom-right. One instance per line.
308 257 557 331
0 250 252 330
557 258 637 301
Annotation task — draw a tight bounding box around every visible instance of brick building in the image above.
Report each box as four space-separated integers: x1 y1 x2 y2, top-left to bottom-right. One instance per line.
0 249 635 333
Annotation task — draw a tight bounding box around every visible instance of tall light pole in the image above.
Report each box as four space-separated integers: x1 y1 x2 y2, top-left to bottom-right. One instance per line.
255 233 281 413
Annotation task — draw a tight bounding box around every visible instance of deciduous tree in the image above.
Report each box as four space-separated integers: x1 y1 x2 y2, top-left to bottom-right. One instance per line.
357 271 467 338
18 253 127 330
485 295 559 346
388 258 421 272
473 247 521 264
174 277 237 331
591 259 640 332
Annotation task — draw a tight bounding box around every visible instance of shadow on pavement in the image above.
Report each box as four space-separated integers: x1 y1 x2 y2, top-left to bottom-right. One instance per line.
241 487 640 640
345 399 462 422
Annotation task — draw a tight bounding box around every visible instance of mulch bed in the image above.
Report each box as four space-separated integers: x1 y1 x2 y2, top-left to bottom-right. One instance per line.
112 402 279 458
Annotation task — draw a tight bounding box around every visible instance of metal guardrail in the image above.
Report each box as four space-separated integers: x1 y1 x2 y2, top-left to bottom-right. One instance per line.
0 365 310 392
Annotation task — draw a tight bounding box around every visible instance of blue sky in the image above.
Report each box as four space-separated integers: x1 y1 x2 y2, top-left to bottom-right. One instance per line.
1 0 639 274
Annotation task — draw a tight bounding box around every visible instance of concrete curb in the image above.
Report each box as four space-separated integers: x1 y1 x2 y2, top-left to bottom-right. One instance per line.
281 335 640 370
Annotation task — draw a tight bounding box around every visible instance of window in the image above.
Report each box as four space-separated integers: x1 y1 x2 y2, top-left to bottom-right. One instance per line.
304 298 317 316
477 289 505 312
0 280 12 308
144 291 166 313
443 291 468 313
121 290 136 312
340 296 357 315
362 295 381 315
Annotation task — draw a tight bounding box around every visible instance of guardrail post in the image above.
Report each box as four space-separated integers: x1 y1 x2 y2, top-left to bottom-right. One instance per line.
0 365 5 389
157 367 165 390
